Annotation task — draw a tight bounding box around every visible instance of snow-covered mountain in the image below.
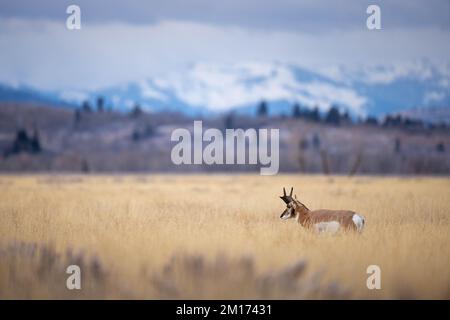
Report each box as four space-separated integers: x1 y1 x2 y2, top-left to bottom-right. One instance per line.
0 84 73 108
1 61 449 118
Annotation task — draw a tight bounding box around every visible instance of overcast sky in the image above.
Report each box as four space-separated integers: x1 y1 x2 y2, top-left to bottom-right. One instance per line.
0 0 449 91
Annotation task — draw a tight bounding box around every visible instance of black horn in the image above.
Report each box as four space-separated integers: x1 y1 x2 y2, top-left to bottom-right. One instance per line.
280 187 294 204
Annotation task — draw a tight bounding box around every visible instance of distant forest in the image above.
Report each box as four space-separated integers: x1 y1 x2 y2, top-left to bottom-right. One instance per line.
0 100 449 174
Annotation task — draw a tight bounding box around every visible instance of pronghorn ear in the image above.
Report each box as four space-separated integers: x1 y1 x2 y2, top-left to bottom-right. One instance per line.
295 194 298 200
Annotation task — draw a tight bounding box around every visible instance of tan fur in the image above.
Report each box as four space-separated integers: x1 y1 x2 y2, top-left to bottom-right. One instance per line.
290 200 358 232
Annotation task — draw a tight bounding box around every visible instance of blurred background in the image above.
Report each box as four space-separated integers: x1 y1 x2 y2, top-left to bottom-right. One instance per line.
0 0 449 174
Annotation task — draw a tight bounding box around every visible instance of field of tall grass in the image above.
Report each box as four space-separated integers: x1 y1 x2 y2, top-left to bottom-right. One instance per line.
0 174 449 299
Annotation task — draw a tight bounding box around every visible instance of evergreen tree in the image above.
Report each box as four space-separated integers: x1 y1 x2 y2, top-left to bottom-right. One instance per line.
224 112 234 129
131 103 143 117
292 103 301 118
257 100 268 117
81 100 92 113
365 116 378 126
310 107 320 122
30 128 41 153
74 109 82 124
436 142 445 153
96 97 104 113
325 106 341 125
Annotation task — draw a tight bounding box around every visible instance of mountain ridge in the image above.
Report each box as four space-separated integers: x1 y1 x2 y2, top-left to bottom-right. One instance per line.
1 62 449 119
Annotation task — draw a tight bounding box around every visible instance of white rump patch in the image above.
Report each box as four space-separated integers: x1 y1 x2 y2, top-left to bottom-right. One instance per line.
314 221 340 234
352 214 365 232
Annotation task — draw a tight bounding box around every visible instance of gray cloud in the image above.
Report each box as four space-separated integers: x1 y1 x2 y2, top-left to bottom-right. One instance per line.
1 18 449 91
0 1 449 92
0 0 449 31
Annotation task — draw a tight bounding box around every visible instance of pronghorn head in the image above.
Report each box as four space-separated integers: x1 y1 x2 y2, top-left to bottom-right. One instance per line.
280 187 296 220
279 187 310 220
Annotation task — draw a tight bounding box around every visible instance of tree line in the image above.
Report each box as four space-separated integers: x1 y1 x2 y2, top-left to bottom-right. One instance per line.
256 100 450 131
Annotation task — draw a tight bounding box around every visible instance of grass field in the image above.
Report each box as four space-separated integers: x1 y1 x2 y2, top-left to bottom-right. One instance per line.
0 174 449 299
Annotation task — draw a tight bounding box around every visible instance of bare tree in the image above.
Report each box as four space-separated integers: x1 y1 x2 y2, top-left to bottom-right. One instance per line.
349 150 363 177
320 150 330 175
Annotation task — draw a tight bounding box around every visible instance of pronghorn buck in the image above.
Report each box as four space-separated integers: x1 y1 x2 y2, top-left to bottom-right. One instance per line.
279 187 365 234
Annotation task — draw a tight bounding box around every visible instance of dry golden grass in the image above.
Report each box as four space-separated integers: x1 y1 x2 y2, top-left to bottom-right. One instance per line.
0 174 449 299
